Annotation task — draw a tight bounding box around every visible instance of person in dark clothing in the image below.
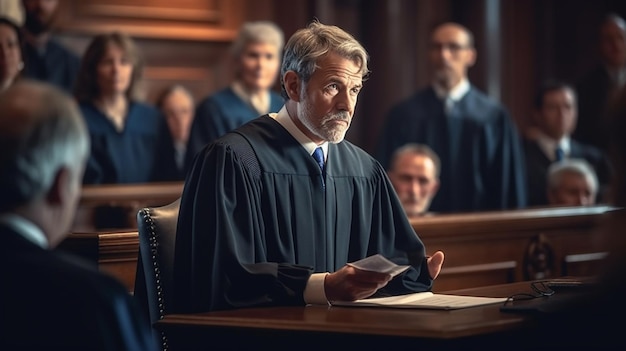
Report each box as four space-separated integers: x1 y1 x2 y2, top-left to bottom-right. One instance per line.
74 32 177 184
20 0 80 92
173 21 445 314
574 13 626 153
0 80 157 351
377 22 526 213
523 80 612 206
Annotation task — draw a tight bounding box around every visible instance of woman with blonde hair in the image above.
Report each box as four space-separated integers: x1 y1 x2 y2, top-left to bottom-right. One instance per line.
185 21 285 171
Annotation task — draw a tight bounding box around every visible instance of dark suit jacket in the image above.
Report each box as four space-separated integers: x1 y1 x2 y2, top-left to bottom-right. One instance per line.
0 224 157 351
522 137 612 206
574 65 616 153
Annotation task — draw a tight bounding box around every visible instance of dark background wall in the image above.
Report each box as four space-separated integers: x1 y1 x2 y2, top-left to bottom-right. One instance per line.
10 0 625 153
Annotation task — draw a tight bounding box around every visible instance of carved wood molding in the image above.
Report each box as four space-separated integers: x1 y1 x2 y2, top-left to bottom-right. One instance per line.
80 4 221 22
56 0 244 41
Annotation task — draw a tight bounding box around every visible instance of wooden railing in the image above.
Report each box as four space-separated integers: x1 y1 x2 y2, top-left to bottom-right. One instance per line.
413 205 615 291
60 202 616 293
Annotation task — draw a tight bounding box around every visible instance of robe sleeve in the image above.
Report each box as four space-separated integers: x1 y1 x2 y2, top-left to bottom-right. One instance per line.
366 162 434 296
173 133 313 313
480 109 528 210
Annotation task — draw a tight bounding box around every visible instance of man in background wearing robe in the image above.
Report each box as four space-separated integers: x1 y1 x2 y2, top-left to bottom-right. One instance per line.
377 22 527 213
173 21 444 314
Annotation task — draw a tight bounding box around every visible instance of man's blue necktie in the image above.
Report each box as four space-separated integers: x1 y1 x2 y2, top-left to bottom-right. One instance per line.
312 147 325 172
312 147 325 188
555 146 565 162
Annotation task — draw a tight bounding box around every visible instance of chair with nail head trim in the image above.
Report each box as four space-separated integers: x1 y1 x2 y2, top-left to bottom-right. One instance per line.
134 198 180 351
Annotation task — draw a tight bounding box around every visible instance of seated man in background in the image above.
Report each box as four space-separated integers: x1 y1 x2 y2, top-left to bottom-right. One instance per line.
156 84 196 180
387 143 440 218
523 80 611 206
0 80 156 351
546 159 598 207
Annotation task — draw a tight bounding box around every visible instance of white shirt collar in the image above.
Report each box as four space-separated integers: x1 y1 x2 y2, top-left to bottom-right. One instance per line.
270 106 328 161
433 78 471 102
0 213 48 248
231 81 271 115
535 133 571 161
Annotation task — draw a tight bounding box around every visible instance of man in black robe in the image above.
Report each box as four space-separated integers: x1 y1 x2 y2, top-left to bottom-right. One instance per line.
376 22 527 213
173 21 445 314
0 80 156 351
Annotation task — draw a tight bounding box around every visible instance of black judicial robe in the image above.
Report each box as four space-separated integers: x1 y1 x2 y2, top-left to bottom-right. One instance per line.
376 86 527 213
173 115 434 313
185 87 284 173
0 225 157 351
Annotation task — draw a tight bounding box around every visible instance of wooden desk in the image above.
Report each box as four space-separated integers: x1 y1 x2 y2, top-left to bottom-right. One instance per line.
57 230 139 292
156 281 554 350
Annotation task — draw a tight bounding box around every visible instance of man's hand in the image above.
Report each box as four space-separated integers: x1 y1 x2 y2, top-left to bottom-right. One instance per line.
324 266 392 302
427 250 445 279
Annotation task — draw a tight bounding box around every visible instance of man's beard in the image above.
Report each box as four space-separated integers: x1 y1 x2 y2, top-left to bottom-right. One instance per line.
24 12 56 36
298 95 351 144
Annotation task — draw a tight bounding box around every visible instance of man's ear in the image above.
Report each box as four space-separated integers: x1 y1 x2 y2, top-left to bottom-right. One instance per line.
46 167 70 207
432 180 441 195
466 48 477 68
283 71 302 102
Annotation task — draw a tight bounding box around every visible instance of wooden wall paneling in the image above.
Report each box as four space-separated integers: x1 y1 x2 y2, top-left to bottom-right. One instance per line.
500 0 535 135
56 0 245 41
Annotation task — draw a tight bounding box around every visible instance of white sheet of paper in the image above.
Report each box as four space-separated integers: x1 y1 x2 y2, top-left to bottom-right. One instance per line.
332 292 508 310
346 254 410 277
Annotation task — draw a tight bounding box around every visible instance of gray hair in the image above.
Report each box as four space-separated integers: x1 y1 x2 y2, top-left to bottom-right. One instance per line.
389 143 441 178
155 84 195 110
0 80 89 212
280 20 370 100
547 159 599 194
230 21 284 58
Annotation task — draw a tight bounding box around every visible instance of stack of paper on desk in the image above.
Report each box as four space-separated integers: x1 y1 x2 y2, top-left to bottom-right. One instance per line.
335 254 507 309
332 292 508 310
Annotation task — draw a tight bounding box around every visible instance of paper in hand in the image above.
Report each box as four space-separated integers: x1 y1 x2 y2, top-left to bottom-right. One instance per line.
346 254 410 277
